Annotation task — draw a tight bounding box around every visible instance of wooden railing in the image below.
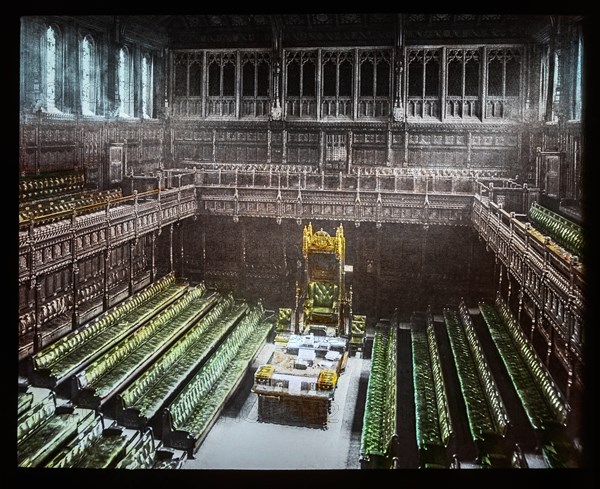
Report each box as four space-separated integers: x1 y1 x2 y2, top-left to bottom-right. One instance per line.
321 97 352 118
206 96 236 117
407 97 440 119
285 97 317 118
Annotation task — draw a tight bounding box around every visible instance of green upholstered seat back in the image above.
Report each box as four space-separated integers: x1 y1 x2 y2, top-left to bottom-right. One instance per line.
309 282 338 308
352 315 366 335
278 308 292 323
277 308 292 331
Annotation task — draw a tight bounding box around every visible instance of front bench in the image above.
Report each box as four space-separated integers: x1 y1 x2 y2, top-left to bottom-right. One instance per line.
162 305 271 455
360 321 397 469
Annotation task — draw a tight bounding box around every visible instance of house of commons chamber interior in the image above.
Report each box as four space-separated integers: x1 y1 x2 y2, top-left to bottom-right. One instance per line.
17 12 593 477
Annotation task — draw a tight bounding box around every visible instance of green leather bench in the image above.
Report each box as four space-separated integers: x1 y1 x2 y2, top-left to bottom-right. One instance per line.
19 188 123 226
19 171 86 202
163 305 271 455
74 429 129 469
117 297 250 429
445 306 510 466
115 428 157 469
75 285 217 409
44 411 104 468
528 202 584 258
411 309 453 468
18 392 97 468
31 274 186 388
479 296 576 467
479 300 563 430
18 391 34 417
360 322 397 469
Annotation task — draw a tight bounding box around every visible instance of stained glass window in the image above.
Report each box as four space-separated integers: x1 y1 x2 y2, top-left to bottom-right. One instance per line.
142 54 153 118
81 36 95 115
118 47 132 116
574 35 582 120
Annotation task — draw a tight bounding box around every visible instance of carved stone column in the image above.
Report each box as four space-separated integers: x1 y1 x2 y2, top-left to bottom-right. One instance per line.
347 130 353 174
241 223 247 296
544 314 553 367
270 15 283 120
201 227 207 282
319 130 325 172
392 13 405 122
530 302 537 343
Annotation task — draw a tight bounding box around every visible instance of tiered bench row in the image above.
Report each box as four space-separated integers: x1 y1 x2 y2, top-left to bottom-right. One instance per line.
163 304 272 455
479 293 577 468
411 308 454 468
528 201 584 258
116 294 245 429
444 304 511 467
17 391 186 470
31 273 187 388
21 269 276 466
360 321 397 469
74 283 219 408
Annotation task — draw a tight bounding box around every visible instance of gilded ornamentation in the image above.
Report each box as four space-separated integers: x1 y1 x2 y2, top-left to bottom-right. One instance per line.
302 222 345 261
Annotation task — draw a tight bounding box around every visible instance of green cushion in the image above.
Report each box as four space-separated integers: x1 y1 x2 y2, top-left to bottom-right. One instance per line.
308 282 338 308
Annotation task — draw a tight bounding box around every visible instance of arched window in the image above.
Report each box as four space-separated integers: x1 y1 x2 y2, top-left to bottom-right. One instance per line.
45 25 62 113
551 51 560 121
117 47 133 117
141 54 153 118
284 50 317 118
573 34 582 121
80 35 96 115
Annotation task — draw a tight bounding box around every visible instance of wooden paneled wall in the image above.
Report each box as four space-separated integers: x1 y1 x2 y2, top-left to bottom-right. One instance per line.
183 216 495 319
19 118 165 188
